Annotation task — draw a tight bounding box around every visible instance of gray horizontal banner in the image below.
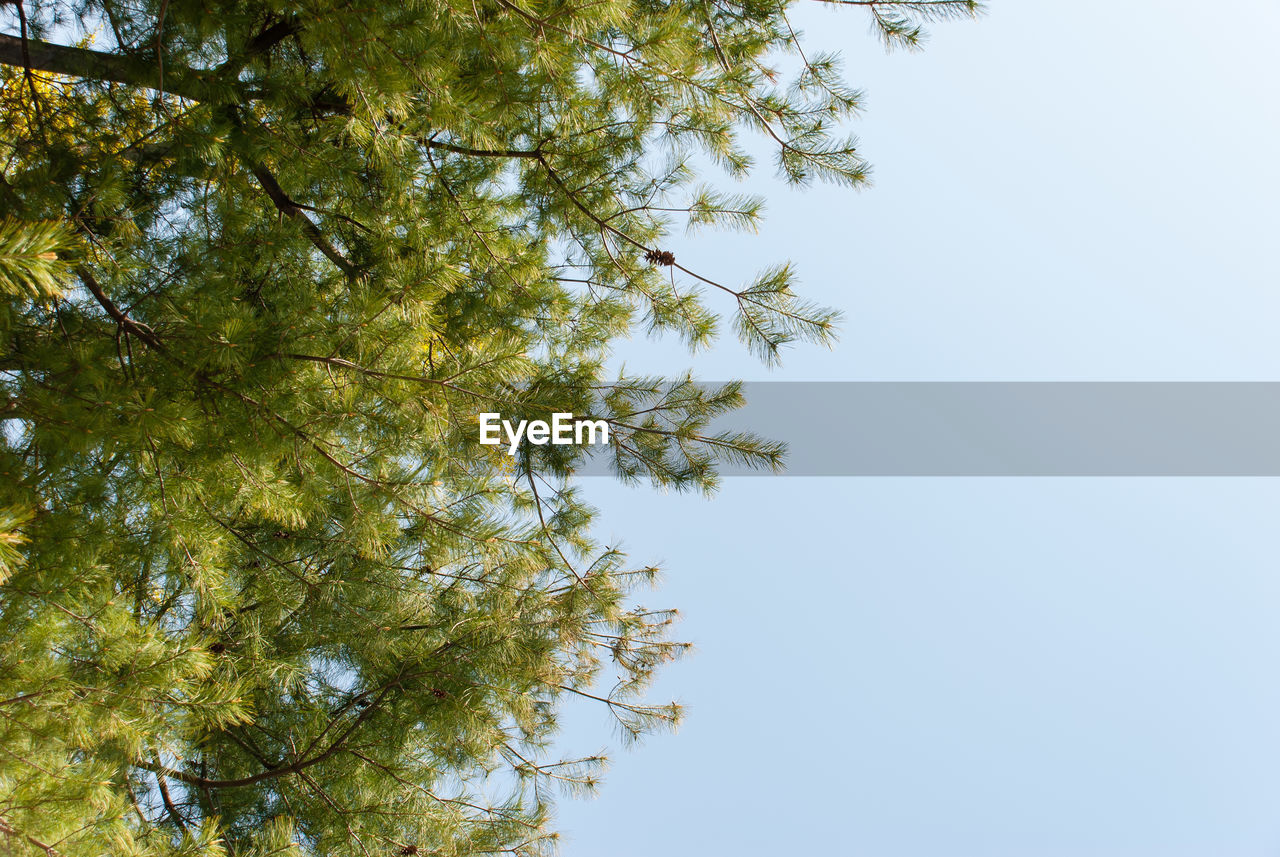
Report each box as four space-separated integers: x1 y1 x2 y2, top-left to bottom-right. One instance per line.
588 383 1280 476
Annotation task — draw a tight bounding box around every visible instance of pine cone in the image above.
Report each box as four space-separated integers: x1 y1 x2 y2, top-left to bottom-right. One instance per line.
644 248 676 266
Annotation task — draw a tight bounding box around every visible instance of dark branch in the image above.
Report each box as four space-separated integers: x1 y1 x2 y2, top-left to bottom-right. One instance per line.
216 16 302 77
240 18 301 63
0 29 350 115
0 817 66 857
426 138 542 159
246 163 358 276
77 266 165 350
135 673 406 789
0 32 221 101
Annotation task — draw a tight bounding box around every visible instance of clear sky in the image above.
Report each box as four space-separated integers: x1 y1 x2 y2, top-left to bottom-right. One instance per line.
553 2 1280 856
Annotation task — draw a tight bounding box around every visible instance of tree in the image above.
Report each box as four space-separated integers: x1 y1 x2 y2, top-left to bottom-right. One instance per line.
0 1 979 854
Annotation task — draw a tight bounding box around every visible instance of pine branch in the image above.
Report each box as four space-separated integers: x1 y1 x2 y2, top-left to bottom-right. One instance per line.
152 764 190 831
0 817 66 857
246 162 359 277
425 137 543 159
134 672 409 789
0 23 323 104
0 32 220 101
219 16 302 76
77 266 164 350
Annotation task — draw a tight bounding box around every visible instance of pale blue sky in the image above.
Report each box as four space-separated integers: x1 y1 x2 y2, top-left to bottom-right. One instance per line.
554 3 1280 856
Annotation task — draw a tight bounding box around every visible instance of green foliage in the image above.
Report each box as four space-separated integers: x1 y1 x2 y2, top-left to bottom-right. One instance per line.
0 0 978 854
0 217 77 300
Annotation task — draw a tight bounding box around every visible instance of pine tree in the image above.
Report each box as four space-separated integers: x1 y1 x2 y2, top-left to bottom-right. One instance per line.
0 1 979 854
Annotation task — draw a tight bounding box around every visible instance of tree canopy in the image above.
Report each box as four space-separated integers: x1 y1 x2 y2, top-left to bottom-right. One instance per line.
0 0 978 854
